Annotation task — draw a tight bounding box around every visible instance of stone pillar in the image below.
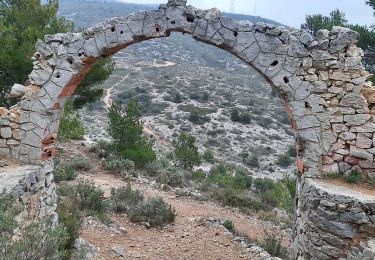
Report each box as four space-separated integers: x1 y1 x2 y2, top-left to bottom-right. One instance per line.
293 177 375 259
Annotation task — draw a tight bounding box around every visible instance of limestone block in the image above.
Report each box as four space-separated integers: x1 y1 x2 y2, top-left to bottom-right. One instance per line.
299 30 314 46
344 114 371 126
350 146 373 160
340 93 367 109
329 26 359 53
1 127 12 138
10 84 26 98
356 133 373 149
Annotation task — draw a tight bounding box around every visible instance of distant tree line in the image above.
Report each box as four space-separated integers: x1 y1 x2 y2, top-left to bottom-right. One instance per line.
0 0 113 108
301 4 375 80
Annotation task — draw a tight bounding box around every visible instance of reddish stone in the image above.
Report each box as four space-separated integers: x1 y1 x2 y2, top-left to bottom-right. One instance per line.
52 102 60 110
41 147 56 160
344 155 364 164
0 107 8 116
59 57 97 98
41 133 57 148
297 158 304 173
358 160 375 169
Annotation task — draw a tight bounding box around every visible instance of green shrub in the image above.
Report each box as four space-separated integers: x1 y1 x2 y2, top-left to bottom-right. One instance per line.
262 232 288 258
0 193 68 259
346 171 361 184
70 155 93 171
106 159 135 174
192 171 206 182
203 149 215 162
56 199 81 260
277 154 293 167
253 178 275 193
53 163 76 183
108 100 156 167
111 185 144 213
287 145 297 157
233 169 253 190
246 154 260 168
129 197 176 228
58 98 85 141
74 181 106 215
145 158 173 176
282 174 297 200
156 169 183 187
89 140 112 158
230 108 252 124
207 187 266 212
223 220 235 232
173 132 202 170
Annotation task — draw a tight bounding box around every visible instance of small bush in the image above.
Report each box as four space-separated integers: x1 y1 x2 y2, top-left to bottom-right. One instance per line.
277 154 293 168
111 185 144 213
223 220 235 232
203 149 215 162
0 193 68 259
246 154 260 168
230 108 252 124
106 159 135 174
233 169 253 190
145 158 173 176
262 232 288 258
74 181 106 215
192 171 206 182
89 140 112 158
253 178 275 193
156 169 183 187
53 163 76 183
207 187 266 212
287 145 297 157
346 171 361 184
70 155 93 171
129 197 176 228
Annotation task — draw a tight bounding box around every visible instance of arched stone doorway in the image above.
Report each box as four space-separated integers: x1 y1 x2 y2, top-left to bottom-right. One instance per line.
1 0 374 258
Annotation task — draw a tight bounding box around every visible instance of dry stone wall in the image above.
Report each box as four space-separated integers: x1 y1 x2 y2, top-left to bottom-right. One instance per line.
0 0 374 258
0 161 57 227
294 178 375 259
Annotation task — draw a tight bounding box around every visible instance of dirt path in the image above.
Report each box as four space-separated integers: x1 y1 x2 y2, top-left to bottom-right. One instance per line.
78 171 290 260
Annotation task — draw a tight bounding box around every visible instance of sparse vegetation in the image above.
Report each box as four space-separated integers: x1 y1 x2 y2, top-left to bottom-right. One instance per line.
129 197 176 228
173 132 202 170
230 108 252 124
108 100 156 167
223 219 235 232
277 154 293 168
203 149 215 162
0 193 69 259
261 232 288 258
346 171 362 184
70 155 93 171
105 159 135 174
58 99 86 141
111 185 144 213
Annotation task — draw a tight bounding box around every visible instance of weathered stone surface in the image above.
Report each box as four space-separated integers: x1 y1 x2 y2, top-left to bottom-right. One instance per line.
344 114 371 126
350 146 373 160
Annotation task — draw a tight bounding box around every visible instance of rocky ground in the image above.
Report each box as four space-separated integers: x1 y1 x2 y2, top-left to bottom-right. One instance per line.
58 142 291 260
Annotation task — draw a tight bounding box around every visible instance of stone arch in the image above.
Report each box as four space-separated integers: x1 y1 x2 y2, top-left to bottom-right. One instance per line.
1 0 375 258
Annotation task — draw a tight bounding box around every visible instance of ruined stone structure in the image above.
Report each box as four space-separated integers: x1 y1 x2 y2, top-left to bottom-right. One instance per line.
0 0 374 258
0 161 57 227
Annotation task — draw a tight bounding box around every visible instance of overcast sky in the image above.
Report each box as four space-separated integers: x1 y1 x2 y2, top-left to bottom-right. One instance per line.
119 0 374 28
